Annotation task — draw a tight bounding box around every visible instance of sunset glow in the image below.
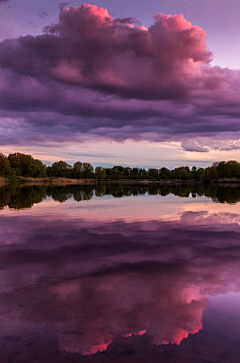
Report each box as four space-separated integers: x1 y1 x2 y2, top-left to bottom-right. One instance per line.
0 1 240 165
1 2 240 362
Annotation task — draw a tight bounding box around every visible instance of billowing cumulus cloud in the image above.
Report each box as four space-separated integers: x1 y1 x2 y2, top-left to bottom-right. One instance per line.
0 4 240 150
0 5 212 99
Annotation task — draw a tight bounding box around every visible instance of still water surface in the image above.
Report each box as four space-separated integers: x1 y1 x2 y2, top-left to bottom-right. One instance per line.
0 184 240 362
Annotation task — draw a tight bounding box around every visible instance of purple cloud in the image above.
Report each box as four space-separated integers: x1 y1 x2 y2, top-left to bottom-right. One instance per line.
0 4 240 151
181 141 209 152
0 5 212 100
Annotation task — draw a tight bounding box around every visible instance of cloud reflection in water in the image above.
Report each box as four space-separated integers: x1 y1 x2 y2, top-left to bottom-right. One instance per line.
1 208 240 356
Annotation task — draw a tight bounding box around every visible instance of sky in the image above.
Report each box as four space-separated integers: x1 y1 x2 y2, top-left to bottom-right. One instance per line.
0 0 240 168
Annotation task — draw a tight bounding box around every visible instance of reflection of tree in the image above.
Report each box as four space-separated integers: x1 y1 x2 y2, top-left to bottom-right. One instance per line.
0 185 16 209
47 186 73 203
147 186 159 195
1 183 240 209
215 187 240 205
196 184 217 199
94 184 106 197
159 185 172 196
160 184 193 197
8 186 47 210
159 184 240 204
72 185 94 201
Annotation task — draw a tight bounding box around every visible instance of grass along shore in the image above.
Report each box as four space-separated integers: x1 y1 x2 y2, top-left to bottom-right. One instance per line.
2 175 240 187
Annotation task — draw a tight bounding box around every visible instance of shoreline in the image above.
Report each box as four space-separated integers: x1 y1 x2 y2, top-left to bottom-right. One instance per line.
2 176 240 187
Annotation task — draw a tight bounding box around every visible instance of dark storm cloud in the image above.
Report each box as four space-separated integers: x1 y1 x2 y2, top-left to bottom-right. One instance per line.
0 4 240 149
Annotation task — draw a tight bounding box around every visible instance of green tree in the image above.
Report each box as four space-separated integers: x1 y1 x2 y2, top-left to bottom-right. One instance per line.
51 161 72 178
8 153 46 177
217 160 240 178
148 168 158 179
82 163 94 178
0 153 11 175
138 168 148 177
201 167 217 183
105 167 122 180
72 161 83 179
131 167 139 177
95 166 106 180
112 166 124 175
179 168 188 180
159 167 171 179
123 167 132 176
216 161 226 178
191 166 198 179
197 168 204 179
46 166 53 177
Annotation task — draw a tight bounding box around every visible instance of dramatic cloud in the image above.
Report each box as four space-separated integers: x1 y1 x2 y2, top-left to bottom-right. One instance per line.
0 4 240 150
0 5 212 98
1 210 240 356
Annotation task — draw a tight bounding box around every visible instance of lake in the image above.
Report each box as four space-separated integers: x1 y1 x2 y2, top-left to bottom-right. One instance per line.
0 183 240 363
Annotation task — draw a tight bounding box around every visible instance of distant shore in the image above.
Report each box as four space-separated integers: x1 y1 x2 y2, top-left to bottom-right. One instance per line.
0 176 96 186
22 177 96 185
1 152 240 184
2 175 240 187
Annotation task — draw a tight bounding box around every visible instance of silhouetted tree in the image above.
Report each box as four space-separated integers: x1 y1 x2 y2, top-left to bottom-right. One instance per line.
95 166 106 180
0 153 11 175
217 160 240 178
82 163 94 178
50 160 72 178
159 167 171 179
8 153 46 177
148 168 158 179
72 161 83 179
179 168 188 180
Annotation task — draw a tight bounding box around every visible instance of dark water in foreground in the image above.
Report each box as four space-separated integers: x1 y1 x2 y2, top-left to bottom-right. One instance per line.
1 184 240 363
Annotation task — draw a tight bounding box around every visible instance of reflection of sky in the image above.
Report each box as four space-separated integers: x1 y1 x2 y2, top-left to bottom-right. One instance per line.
2 192 240 222
1 193 240 358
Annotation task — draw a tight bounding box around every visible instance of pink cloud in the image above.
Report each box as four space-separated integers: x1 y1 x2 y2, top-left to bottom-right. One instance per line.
0 4 240 150
0 5 212 99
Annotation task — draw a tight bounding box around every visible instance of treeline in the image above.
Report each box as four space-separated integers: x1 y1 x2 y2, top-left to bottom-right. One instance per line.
201 161 240 182
2 183 240 210
1 152 240 182
104 161 240 181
